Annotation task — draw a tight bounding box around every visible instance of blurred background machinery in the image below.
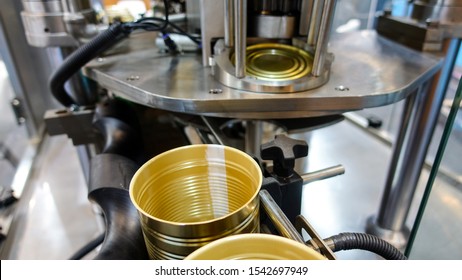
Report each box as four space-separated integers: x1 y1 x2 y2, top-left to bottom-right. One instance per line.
0 0 461 259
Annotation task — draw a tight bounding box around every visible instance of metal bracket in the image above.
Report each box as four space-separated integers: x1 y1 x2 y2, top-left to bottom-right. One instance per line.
44 107 98 146
295 215 337 260
10 98 26 125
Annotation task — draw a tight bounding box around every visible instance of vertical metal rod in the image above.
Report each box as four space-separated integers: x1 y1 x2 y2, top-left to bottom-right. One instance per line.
374 39 461 232
312 0 336 77
224 0 234 48
307 0 324 47
234 0 247 78
406 74 462 257
367 0 379 30
376 91 418 218
76 144 96 184
245 120 262 157
405 74 462 257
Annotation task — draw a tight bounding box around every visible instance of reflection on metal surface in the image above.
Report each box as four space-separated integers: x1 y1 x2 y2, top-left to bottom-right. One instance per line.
11 138 40 199
301 164 345 185
231 43 313 81
259 189 304 243
129 144 262 259
251 15 295 39
213 39 331 93
83 31 442 119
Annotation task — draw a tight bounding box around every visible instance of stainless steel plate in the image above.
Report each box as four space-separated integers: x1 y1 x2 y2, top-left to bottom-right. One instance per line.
83 30 443 119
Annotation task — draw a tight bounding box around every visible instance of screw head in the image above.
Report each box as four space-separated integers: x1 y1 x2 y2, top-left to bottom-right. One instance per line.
209 88 223 94
126 75 140 81
335 85 349 91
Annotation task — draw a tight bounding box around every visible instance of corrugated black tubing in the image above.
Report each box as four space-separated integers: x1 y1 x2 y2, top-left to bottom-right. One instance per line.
49 22 130 107
330 232 407 260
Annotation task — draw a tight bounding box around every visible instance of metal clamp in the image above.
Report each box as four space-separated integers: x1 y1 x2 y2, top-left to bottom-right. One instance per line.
259 189 337 260
295 215 337 260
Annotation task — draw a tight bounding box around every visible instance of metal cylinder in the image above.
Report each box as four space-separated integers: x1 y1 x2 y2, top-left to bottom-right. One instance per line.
376 39 461 231
20 0 96 47
312 0 337 77
252 15 296 39
307 0 324 47
234 0 247 78
367 39 461 248
224 0 235 48
301 165 345 185
245 120 263 157
129 144 262 260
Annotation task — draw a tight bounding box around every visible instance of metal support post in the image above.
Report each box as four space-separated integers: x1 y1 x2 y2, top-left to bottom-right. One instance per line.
367 39 462 248
245 120 262 157
312 0 337 77
224 0 234 48
234 0 247 78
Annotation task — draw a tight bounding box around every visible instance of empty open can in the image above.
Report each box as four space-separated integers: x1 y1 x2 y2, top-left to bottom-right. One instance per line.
129 144 262 259
185 233 327 260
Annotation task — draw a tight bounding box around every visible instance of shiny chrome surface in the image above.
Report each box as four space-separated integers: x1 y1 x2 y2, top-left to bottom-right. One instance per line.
224 0 234 48
259 190 304 243
301 164 345 185
129 144 262 259
3 106 462 260
251 15 295 39
83 30 442 119
369 39 462 242
307 0 323 46
234 0 247 78
312 0 336 77
22 0 63 13
213 41 330 93
20 0 96 47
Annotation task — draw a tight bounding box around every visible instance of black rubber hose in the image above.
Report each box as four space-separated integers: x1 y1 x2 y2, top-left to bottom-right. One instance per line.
69 232 105 260
89 188 148 259
88 154 148 260
93 117 144 164
329 232 407 260
49 22 130 107
92 98 145 164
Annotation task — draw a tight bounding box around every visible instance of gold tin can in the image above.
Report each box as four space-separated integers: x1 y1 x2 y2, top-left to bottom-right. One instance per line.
129 144 262 259
185 233 327 260
231 43 313 81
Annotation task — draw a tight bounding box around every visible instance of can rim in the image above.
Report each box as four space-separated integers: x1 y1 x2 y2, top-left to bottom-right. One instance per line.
129 144 263 227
